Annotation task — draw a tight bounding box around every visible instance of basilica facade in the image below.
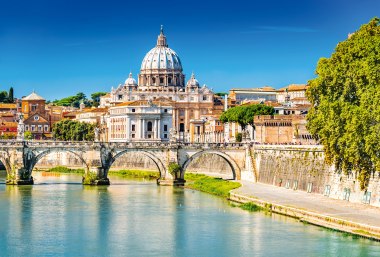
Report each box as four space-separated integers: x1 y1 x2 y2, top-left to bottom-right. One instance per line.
105 27 224 142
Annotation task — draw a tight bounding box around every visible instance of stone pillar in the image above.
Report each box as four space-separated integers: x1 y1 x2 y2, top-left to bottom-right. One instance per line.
142 119 145 139
157 119 161 140
153 119 157 139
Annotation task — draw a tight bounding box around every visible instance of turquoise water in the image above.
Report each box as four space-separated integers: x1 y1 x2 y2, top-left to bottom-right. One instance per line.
0 171 379 257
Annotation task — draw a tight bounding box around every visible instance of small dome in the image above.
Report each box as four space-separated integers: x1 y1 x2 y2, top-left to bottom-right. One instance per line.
186 72 199 87
140 27 183 71
125 72 137 85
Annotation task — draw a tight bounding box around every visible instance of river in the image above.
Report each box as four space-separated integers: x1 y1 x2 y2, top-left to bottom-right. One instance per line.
0 171 379 257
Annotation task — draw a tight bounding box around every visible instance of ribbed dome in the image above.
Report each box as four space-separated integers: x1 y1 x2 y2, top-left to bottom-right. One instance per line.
140 27 182 71
186 72 199 87
125 72 137 85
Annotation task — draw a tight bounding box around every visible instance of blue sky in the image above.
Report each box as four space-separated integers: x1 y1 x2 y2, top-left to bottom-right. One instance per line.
0 0 379 100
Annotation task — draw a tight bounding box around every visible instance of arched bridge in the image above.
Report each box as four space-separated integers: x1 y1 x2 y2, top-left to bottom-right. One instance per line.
0 140 254 185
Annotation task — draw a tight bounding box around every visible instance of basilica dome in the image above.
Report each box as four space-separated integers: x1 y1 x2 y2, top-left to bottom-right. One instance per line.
140 27 183 71
125 72 137 85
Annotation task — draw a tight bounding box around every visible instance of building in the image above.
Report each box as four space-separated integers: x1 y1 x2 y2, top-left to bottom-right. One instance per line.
105 27 224 141
229 86 277 105
254 115 316 144
276 84 309 105
22 92 52 139
108 99 172 142
75 107 108 124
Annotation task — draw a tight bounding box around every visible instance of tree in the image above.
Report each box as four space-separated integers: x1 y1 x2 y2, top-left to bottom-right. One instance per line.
306 18 380 190
8 87 14 103
91 92 107 107
53 119 96 141
24 131 33 140
52 92 90 107
0 91 8 102
220 104 275 130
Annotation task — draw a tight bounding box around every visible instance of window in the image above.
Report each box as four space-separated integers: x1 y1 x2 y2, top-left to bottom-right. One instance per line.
34 116 39 121
190 97 194 101
118 95 123 100
31 125 35 131
132 108 136 113
179 109 185 116
147 121 153 132
131 134 135 138
164 134 168 139
25 125 29 131
160 78 164 84
179 123 185 132
38 125 42 132
168 77 172 84
164 109 168 113
164 125 168 132
31 104 37 112
203 95 207 101
44 125 49 132
131 124 135 131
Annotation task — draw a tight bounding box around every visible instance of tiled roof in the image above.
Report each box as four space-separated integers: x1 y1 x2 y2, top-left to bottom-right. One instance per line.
0 103 17 109
23 92 45 100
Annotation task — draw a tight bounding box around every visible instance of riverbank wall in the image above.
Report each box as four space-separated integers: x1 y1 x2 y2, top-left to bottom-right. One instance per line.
247 145 380 208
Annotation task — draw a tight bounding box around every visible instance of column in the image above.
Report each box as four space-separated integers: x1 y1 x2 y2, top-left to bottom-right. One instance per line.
142 119 145 139
126 117 130 141
154 119 157 139
157 119 161 140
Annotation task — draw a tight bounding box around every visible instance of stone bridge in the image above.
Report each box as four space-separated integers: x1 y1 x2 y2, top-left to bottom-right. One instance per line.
0 140 253 185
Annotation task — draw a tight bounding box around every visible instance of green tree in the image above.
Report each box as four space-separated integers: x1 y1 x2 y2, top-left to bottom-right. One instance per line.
53 92 90 107
306 18 380 190
53 119 96 141
91 92 107 107
0 91 8 102
220 104 275 129
24 131 33 140
8 87 14 103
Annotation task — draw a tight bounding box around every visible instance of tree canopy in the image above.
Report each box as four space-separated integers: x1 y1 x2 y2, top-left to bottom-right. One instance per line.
0 87 14 103
220 104 275 129
52 92 90 107
91 92 107 107
306 18 380 190
52 119 96 141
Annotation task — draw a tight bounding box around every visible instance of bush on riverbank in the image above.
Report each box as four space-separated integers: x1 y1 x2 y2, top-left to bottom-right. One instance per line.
239 202 263 212
42 166 85 173
108 170 160 180
184 173 241 198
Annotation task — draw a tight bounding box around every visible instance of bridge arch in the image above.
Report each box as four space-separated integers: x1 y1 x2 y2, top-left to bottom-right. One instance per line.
32 148 89 174
109 149 166 178
0 151 11 175
181 150 241 180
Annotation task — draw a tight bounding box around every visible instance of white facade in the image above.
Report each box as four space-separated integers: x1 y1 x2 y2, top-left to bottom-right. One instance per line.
108 100 172 142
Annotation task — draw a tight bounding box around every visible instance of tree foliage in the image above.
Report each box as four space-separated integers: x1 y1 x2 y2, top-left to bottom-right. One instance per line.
0 87 14 103
91 92 107 107
52 92 90 108
220 104 275 129
52 119 96 141
306 18 380 190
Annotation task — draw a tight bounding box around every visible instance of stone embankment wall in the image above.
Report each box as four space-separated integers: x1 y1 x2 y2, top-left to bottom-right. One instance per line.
35 151 234 179
252 145 380 207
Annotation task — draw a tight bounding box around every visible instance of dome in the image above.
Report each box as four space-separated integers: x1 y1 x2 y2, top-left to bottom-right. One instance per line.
125 72 137 85
140 26 183 71
186 72 199 87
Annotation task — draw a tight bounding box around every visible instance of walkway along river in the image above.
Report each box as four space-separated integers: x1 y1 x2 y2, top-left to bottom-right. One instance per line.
0 171 380 257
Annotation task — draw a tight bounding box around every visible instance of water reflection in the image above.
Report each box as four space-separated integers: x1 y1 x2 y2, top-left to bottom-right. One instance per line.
0 174 379 257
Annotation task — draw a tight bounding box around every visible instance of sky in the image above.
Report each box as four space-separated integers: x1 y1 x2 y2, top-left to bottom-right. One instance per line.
0 0 379 100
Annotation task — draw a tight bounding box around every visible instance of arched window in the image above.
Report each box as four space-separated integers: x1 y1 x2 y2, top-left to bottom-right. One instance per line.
147 121 153 132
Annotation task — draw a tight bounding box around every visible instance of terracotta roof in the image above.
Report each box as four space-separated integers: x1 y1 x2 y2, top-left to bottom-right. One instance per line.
292 97 309 101
0 103 17 109
278 84 309 92
0 112 16 117
23 92 45 100
0 121 17 127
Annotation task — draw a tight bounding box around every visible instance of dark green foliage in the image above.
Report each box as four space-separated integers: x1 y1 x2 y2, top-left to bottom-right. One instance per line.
0 91 8 102
239 202 263 212
8 87 14 103
91 92 107 107
168 162 182 179
235 132 242 142
52 92 90 107
53 119 96 141
24 131 33 140
184 173 241 198
307 18 380 190
215 92 228 97
220 104 275 129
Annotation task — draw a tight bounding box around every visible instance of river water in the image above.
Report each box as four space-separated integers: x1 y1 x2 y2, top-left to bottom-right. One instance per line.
0 171 379 257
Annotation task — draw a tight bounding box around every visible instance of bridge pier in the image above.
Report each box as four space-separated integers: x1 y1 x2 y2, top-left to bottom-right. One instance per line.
157 178 186 186
6 168 34 185
83 166 110 185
